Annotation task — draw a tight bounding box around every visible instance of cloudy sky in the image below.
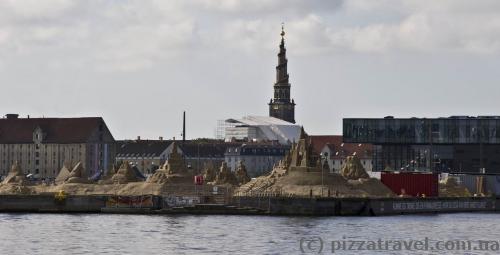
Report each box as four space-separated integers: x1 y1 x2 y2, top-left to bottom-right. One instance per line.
1 0 500 139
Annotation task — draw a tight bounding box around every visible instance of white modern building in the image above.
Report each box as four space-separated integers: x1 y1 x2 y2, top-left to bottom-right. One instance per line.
221 116 301 145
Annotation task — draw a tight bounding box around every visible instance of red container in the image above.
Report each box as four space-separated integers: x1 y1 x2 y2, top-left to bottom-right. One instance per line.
381 172 439 197
194 175 204 185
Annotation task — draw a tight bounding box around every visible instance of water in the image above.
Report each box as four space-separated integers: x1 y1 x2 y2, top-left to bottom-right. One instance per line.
0 213 499 254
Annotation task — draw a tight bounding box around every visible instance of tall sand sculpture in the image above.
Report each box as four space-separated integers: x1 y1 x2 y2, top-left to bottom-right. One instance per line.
236 128 394 197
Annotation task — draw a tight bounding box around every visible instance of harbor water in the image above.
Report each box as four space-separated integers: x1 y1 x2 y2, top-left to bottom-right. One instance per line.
1 213 499 254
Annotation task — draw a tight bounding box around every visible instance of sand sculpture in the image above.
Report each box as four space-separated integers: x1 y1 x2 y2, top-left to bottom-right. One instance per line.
111 162 140 184
107 163 119 178
0 163 33 194
439 176 471 197
65 162 89 184
202 162 217 183
234 161 250 185
340 156 370 180
55 163 72 185
236 128 394 197
211 162 238 186
2 162 26 185
147 142 193 184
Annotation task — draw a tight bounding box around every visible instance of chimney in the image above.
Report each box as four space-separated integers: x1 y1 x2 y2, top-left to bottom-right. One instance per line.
5 114 19 119
159 136 163 141
137 136 141 141
182 111 186 144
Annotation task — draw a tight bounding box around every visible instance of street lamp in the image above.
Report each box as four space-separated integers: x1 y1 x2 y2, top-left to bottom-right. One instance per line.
320 152 328 197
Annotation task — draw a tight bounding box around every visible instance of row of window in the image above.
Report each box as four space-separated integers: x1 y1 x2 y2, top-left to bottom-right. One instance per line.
344 119 500 144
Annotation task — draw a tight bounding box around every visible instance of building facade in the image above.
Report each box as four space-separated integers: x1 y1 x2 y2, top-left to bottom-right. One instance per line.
115 139 172 176
225 143 290 177
223 116 301 144
343 116 500 173
310 135 373 173
116 139 231 175
164 140 231 174
268 26 295 123
0 115 115 179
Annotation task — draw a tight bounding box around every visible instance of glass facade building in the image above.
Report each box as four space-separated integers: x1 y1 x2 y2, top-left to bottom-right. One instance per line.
343 117 500 173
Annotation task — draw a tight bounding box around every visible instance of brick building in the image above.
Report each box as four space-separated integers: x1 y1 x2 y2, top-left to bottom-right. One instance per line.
0 114 115 179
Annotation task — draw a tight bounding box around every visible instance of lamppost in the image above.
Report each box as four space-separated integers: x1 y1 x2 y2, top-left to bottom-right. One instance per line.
320 152 328 197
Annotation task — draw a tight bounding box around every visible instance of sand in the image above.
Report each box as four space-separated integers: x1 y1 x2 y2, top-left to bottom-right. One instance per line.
236 170 394 198
439 177 472 197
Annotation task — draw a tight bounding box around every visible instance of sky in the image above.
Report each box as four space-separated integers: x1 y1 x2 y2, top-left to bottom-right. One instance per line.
1 0 500 140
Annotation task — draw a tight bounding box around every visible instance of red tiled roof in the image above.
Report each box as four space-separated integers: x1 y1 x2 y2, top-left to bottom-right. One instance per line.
0 117 110 144
309 135 373 159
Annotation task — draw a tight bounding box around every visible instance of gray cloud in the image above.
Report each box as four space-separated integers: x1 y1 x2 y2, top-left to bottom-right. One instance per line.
1 0 500 138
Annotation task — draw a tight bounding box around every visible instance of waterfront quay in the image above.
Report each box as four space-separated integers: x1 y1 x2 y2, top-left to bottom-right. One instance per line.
0 194 498 217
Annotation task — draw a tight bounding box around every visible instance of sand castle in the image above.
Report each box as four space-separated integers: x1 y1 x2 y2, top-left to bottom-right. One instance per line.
236 128 394 197
340 156 370 180
211 162 238 186
64 162 89 184
234 161 250 185
2 162 26 185
55 163 72 185
147 142 193 184
0 130 392 198
202 162 217 183
98 163 120 184
0 162 35 195
111 162 140 184
439 176 471 197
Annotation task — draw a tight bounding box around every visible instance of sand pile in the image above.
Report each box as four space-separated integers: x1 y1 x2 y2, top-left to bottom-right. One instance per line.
235 128 394 198
111 162 141 184
31 182 164 196
348 178 395 197
341 156 369 180
2 162 26 185
439 177 471 197
0 184 34 195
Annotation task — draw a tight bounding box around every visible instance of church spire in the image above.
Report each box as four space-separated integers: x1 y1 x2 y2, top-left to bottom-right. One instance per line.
276 23 289 86
269 24 296 124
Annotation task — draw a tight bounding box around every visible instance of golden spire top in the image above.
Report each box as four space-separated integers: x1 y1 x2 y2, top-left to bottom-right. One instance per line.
281 23 285 38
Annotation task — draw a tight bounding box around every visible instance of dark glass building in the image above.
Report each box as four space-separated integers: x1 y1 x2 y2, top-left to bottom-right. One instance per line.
343 116 500 173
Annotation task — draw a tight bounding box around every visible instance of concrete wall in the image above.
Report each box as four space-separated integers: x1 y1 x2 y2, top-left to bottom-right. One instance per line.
234 196 499 216
0 195 107 212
